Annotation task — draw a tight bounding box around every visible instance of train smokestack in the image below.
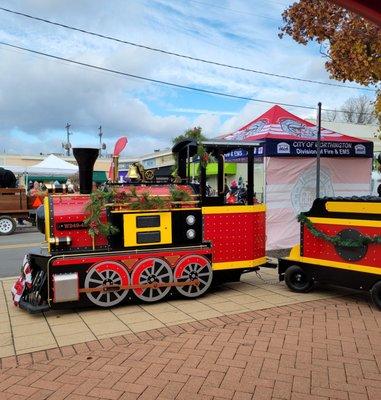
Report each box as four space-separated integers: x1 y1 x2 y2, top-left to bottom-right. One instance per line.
73 148 99 194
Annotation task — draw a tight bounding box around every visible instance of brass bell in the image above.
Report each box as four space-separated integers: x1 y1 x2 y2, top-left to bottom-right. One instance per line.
127 164 140 180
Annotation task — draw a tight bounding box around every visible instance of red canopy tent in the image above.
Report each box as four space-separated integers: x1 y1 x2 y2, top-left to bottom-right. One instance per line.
225 105 372 158
224 105 373 249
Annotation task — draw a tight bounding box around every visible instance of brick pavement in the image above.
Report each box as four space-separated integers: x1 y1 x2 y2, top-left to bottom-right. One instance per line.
0 296 380 400
1 269 343 357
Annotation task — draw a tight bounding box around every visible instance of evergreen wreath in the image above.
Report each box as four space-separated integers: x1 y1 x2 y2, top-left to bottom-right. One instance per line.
298 213 381 248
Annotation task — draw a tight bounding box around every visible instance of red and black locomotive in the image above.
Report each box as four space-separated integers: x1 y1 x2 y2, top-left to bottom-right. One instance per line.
15 140 266 312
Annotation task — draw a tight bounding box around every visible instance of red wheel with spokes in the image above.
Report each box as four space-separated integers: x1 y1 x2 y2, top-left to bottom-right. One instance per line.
174 255 212 298
84 261 129 307
131 258 173 302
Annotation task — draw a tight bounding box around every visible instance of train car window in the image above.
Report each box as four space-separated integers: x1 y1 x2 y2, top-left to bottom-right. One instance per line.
223 150 255 206
200 152 225 206
189 141 261 207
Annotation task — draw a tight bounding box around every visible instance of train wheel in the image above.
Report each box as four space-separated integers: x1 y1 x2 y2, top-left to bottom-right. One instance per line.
174 255 212 298
131 258 173 302
0 216 16 235
370 281 381 310
284 265 314 293
84 261 129 307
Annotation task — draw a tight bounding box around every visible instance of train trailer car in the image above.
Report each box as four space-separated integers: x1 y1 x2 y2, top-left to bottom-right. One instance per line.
278 197 381 308
12 140 266 313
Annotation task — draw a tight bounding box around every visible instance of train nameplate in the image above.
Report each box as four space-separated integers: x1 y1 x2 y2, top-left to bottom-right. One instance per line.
56 222 86 230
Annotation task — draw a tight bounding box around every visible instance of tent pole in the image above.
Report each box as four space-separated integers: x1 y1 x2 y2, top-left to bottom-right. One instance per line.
316 102 322 198
263 156 267 203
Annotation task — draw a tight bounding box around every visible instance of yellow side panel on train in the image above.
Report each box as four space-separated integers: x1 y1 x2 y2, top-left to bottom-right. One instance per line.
123 212 172 247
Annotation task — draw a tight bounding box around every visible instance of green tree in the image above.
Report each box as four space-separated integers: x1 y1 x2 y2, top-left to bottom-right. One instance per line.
172 126 206 145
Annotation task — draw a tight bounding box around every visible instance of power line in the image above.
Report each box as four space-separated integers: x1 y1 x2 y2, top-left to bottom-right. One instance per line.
0 40 375 117
0 6 376 92
183 0 279 21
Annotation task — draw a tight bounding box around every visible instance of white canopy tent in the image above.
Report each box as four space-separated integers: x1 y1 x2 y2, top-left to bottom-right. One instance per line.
1 155 78 177
28 155 78 176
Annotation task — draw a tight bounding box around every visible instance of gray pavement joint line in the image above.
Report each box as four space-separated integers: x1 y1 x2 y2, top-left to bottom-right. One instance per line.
1 280 16 357
41 310 62 354
170 285 245 319
207 288 252 315
166 298 199 322
76 309 101 342
109 307 134 331
135 298 183 325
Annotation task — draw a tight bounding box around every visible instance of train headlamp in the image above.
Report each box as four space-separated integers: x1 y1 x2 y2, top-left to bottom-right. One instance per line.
186 229 196 239
186 215 196 226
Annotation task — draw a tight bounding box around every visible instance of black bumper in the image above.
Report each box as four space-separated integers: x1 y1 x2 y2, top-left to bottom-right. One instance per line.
19 298 49 314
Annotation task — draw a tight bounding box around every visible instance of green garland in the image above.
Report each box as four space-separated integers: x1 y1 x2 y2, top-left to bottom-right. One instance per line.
84 189 119 243
169 186 192 202
298 213 381 248
129 191 166 210
85 187 196 241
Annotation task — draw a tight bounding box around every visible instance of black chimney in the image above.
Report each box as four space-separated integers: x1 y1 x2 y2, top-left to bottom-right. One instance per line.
73 148 99 194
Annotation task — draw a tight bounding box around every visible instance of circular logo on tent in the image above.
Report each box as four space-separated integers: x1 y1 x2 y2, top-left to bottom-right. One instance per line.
227 119 268 141
279 118 317 138
291 167 334 213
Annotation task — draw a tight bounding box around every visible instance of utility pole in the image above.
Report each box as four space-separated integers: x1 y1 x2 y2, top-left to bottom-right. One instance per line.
98 126 103 157
63 123 72 156
98 126 106 157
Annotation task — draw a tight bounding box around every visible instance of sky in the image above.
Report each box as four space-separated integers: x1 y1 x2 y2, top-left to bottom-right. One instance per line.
0 0 376 158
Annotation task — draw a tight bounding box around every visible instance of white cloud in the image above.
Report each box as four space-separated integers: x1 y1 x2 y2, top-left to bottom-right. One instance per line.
169 108 238 115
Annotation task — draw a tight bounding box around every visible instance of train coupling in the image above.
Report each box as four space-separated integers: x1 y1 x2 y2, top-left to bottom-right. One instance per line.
261 257 278 269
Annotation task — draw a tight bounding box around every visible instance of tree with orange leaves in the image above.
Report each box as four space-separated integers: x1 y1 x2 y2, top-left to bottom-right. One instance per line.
279 0 380 126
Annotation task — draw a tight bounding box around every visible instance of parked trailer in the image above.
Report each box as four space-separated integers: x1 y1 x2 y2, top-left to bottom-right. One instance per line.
0 188 29 235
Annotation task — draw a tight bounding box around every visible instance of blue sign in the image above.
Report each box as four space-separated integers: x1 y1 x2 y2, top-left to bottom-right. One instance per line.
265 139 373 158
223 140 373 159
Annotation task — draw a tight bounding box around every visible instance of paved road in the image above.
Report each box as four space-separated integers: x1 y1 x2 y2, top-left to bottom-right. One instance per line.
0 229 44 278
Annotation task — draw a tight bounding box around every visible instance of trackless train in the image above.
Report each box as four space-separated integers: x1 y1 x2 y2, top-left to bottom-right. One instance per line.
12 139 381 312
13 139 266 312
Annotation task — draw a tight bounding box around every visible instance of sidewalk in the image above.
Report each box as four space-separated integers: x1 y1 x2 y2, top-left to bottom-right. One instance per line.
0 296 380 400
0 269 343 358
